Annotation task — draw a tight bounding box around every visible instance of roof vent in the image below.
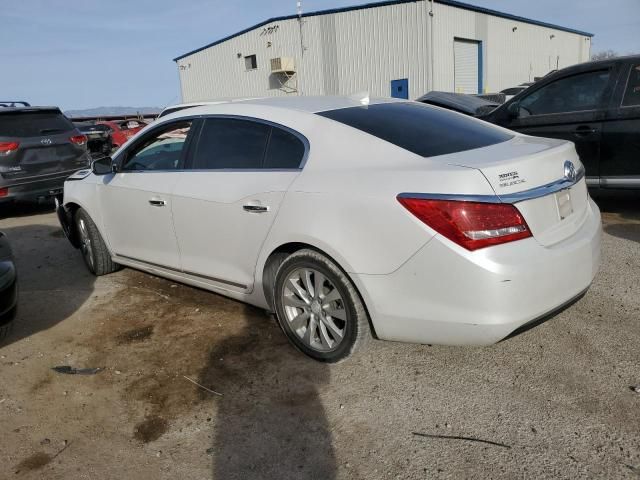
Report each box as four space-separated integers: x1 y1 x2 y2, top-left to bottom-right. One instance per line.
270 57 296 74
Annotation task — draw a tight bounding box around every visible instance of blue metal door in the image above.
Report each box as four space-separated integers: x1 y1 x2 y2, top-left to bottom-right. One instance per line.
390 78 409 99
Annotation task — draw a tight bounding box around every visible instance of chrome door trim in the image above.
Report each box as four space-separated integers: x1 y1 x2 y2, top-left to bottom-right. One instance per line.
600 176 640 188
115 254 248 289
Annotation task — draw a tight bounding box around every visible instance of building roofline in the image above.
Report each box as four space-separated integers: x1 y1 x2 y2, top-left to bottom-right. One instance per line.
172 0 594 62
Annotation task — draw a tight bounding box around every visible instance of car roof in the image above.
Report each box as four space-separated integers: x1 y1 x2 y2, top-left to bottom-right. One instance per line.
168 95 406 116
0 106 62 115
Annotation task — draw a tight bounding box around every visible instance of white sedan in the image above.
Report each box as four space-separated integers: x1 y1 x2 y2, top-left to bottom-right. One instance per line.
57 96 601 362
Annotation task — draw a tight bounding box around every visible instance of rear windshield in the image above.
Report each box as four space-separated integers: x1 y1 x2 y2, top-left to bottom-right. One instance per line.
317 102 512 158
0 111 75 137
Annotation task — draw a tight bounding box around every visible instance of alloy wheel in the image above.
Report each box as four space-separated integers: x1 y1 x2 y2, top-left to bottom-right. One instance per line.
281 268 347 352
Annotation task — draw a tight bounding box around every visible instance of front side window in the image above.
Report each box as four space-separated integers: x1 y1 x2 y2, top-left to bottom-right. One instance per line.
518 70 610 116
622 63 640 107
192 118 306 170
122 121 191 171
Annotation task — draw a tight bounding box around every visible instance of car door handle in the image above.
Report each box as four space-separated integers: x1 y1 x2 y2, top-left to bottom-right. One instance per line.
149 199 167 207
574 126 598 137
243 204 269 213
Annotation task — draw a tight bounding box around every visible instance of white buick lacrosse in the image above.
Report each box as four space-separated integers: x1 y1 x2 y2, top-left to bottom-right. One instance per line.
57 96 601 362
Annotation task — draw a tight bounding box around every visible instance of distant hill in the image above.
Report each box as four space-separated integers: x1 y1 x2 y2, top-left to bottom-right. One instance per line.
65 106 161 118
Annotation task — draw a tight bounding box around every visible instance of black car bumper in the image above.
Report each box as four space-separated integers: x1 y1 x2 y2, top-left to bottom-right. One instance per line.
0 169 86 203
0 261 17 326
55 197 81 249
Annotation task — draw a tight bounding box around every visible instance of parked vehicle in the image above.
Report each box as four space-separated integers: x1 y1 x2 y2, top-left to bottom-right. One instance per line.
97 119 148 150
74 122 113 157
431 56 640 189
417 91 500 116
57 97 601 362
500 83 533 101
0 232 17 341
0 106 90 202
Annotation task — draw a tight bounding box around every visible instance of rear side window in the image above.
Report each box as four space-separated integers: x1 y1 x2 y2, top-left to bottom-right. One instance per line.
622 64 640 107
317 102 512 158
0 111 74 137
192 118 305 169
264 127 306 168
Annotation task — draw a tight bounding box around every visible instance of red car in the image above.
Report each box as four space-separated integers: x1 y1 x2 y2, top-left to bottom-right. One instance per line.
97 119 148 149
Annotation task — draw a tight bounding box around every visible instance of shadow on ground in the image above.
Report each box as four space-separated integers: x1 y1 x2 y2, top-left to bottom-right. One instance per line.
200 305 336 480
0 222 94 347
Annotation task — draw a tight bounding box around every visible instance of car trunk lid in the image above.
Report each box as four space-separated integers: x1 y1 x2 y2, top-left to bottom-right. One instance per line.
447 135 590 247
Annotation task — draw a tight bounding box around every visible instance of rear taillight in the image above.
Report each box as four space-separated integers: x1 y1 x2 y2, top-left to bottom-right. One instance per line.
0 187 8 197
70 134 87 146
397 197 532 251
0 142 19 156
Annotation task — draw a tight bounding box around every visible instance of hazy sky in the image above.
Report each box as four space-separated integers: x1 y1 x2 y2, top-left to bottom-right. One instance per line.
2 0 638 110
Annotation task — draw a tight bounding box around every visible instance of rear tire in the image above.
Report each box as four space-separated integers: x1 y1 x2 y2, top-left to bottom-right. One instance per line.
75 208 120 276
273 249 370 362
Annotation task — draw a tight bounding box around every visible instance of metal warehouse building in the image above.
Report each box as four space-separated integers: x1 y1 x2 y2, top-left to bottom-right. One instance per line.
174 0 593 102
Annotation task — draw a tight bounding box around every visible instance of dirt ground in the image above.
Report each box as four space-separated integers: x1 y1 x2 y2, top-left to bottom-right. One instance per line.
0 193 638 479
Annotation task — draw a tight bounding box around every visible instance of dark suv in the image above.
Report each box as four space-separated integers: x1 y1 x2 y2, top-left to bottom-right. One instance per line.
480 55 640 189
0 106 91 202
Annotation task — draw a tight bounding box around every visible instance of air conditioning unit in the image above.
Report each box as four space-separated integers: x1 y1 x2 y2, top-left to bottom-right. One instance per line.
270 57 296 74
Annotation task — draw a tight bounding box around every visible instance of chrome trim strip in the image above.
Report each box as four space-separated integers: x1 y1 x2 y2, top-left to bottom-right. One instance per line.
397 192 501 203
600 176 640 188
398 166 585 204
498 166 585 203
585 176 600 186
115 254 248 289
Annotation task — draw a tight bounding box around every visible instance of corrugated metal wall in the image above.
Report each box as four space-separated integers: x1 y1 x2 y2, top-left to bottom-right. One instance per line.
177 1 591 103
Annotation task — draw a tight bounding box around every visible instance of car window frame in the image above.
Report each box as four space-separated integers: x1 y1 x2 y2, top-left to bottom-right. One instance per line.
115 117 200 173
514 68 614 118
184 114 310 172
620 62 640 109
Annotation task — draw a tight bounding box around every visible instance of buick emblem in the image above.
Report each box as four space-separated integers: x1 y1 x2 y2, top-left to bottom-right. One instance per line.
40 138 53 145
563 160 577 182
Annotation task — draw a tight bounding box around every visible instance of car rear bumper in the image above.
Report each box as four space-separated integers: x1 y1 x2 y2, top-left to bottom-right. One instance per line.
353 198 602 346
0 172 79 202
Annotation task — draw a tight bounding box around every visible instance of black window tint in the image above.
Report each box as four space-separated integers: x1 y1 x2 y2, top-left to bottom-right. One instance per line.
317 102 512 158
518 70 610 116
264 127 305 168
0 111 74 137
122 121 191 171
193 118 270 169
622 64 640 107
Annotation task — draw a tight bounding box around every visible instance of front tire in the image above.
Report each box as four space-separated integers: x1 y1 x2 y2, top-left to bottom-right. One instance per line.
274 249 370 362
75 208 120 276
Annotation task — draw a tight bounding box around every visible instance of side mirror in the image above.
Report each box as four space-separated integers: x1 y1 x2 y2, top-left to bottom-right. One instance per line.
91 156 114 175
507 101 520 119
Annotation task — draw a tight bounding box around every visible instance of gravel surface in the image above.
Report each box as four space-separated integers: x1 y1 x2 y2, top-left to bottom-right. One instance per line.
0 195 638 479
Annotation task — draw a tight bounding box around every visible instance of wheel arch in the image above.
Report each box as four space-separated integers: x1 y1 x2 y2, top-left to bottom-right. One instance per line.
260 241 378 339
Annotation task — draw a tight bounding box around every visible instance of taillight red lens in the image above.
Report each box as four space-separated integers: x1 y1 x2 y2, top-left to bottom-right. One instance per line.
397 197 532 251
0 141 19 156
70 134 87 146
0 187 8 197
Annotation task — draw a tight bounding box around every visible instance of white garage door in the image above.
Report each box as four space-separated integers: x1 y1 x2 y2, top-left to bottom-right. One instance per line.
454 39 479 94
